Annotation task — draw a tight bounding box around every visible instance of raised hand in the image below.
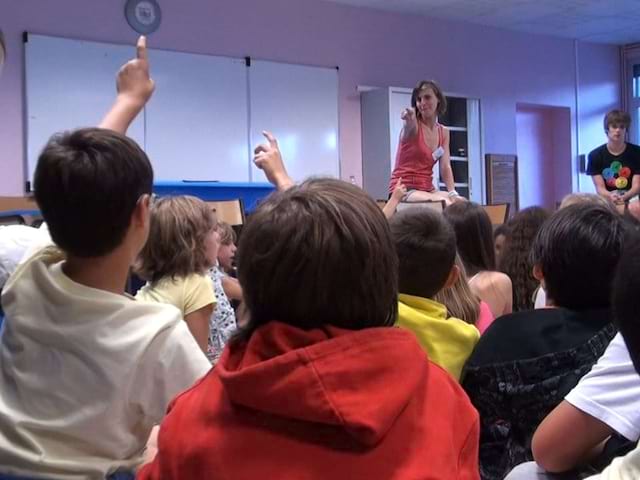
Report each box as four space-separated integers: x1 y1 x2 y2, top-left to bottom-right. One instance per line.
391 177 407 202
116 36 155 107
253 131 294 191
99 36 155 133
400 108 418 139
401 107 416 123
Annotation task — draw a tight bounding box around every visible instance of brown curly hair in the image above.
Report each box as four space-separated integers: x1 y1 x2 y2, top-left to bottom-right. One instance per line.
135 195 216 283
498 207 550 312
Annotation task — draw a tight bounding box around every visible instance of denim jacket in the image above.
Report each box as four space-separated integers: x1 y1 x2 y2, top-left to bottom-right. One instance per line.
462 308 615 480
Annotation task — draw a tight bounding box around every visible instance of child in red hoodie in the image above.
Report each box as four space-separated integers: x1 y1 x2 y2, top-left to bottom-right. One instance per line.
138 136 480 480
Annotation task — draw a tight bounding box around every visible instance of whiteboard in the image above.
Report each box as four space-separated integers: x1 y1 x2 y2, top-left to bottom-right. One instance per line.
145 50 249 181
25 34 340 187
25 35 145 185
249 60 339 182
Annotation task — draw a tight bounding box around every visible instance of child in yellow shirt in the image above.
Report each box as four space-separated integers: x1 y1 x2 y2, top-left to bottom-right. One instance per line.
390 208 479 380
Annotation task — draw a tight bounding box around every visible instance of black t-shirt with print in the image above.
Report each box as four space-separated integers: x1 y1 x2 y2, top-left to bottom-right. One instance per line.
587 143 640 192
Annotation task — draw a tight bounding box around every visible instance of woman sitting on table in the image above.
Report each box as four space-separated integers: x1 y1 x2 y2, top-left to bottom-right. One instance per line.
389 80 463 205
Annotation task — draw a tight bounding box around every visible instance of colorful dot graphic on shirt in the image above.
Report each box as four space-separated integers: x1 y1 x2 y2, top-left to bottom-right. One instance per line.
602 168 615 180
611 161 622 173
616 177 629 189
602 161 631 190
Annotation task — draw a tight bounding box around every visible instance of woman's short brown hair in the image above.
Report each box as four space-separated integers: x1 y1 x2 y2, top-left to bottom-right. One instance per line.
604 109 631 132
136 195 216 283
411 80 447 118
236 178 398 338
216 221 237 245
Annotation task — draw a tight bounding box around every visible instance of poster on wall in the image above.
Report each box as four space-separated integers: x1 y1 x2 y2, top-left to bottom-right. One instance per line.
485 154 519 213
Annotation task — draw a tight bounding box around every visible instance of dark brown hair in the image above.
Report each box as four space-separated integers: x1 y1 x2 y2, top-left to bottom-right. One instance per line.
236 178 398 338
613 224 640 374
444 202 496 277
604 109 631 132
499 206 550 312
531 203 625 311
136 195 216 283
390 207 456 299
34 128 153 257
411 80 447 118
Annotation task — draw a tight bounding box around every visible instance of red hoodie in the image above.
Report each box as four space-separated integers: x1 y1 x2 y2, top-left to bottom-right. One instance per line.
138 322 480 479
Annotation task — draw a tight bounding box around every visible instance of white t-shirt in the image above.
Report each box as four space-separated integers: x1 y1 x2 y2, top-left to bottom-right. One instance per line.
0 223 51 289
0 250 212 479
565 333 640 441
534 286 546 309
586 443 640 479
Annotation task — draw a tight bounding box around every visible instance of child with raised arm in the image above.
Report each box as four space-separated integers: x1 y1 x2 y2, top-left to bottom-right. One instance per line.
138 134 480 480
0 37 210 480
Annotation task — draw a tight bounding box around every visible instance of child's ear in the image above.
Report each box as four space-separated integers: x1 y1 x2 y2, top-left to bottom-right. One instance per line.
533 264 544 281
132 194 151 227
443 263 460 289
533 264 546 289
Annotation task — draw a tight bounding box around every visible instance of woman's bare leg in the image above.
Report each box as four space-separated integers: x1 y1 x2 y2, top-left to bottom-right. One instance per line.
405 190 453 206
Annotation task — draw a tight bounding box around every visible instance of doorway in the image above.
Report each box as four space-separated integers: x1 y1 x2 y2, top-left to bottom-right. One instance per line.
516 104 572 210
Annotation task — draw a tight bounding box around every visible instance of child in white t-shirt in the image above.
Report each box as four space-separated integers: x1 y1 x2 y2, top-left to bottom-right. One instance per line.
0 37 211 480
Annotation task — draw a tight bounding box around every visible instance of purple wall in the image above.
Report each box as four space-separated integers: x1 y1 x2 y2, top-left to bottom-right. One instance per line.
0 0 621 196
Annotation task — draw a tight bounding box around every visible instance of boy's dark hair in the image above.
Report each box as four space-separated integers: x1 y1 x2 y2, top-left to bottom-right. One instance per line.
531 203 624 311
390 208 456 299
411 80 447 117
443 202 495 277
135 196 216 283
34 128 153 258
236 178 398 338
604 109 631 132
613 224 640 374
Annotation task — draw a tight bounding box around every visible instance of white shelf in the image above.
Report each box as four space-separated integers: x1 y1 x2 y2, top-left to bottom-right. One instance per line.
439 182 469 187
447 126 467 132
451 156 468 161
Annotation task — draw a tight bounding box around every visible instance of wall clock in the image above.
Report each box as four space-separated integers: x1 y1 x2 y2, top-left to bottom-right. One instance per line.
125 0 162 35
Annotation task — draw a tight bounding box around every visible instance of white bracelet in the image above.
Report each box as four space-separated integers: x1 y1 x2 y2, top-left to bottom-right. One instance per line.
448 190 459 198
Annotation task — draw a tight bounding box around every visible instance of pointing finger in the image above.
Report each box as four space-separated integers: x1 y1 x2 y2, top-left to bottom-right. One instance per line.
136 36 148 61
262 131 278 147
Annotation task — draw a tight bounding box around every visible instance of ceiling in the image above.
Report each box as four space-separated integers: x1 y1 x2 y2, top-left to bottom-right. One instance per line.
321 0 640 45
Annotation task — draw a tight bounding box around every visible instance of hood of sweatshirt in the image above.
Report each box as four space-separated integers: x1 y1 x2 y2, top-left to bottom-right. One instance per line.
217 321 429 447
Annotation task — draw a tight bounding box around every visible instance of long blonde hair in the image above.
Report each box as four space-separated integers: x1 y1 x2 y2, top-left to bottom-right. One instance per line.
434 255 480 325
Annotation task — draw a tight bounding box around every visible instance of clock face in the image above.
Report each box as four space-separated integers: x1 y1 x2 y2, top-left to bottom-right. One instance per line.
125 0 162 34
135 2 157 26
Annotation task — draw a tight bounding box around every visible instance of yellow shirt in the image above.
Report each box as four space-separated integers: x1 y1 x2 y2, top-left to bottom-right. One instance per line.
136 273 216 317
396 294 480 381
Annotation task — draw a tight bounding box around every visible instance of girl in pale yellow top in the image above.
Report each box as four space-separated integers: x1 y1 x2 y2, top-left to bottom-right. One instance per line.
136 195 219 353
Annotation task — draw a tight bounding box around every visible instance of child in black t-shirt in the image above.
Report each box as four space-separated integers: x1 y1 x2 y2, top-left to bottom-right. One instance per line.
587 110 640 206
